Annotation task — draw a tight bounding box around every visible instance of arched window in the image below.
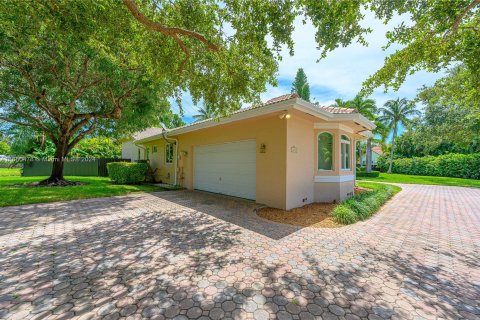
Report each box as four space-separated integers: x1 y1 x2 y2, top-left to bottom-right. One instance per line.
341 135 351 170
318 132 333 170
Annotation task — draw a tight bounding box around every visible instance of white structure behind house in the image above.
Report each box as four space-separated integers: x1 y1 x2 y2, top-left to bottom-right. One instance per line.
361 146 383 166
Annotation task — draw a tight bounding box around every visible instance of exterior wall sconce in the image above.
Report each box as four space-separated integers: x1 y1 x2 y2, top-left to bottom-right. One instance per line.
180 150 188 156
279 113 291 119
259 144 267 153
290 146 298 153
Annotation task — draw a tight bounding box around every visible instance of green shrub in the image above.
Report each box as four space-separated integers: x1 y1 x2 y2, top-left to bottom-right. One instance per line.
376 153 480 179
107 162 148 184
332 183 401 225
356 170 380 178
331 206 357 224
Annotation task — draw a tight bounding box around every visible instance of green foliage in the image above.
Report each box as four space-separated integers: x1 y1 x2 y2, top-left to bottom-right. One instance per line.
360 1 480 94
71 138 121 158
346 95 377 119
193 105 215 121
376 153 480 180
29 138 121 159
291 68 310 102
331 206 357 225
0 141 10 155
356 168 380 178
395 65 480 157
378 98 421 173
107 162 148 184
332 182 400 225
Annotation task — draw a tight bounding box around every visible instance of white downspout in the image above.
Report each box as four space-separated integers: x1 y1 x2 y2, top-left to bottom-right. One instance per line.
162 131 178 186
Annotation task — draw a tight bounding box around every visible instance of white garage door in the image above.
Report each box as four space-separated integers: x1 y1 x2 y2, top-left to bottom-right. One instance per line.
194 140 256 200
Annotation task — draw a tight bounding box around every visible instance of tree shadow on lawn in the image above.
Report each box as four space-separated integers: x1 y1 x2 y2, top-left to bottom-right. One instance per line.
1 203 478 319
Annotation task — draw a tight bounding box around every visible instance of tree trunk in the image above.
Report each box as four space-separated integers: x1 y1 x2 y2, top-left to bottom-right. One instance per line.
358 142 363 168
39 140 73 186
388 125 397 174
366 138 372 173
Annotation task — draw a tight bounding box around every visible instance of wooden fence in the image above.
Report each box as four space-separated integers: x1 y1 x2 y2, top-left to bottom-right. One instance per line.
22 158 130 177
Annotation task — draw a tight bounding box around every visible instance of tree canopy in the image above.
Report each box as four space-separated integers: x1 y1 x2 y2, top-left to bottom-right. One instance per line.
291 68 311 101
393 65 480 157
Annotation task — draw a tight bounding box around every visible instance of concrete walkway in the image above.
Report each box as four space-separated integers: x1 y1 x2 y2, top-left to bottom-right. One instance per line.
0 185 479 319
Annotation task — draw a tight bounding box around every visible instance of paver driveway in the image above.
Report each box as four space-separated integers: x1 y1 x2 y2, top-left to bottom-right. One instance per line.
1 184 479 320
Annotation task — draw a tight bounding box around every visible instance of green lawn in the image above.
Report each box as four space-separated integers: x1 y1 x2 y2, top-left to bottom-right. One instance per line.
0 169 168 207
357 172 480 188
0 167 21 176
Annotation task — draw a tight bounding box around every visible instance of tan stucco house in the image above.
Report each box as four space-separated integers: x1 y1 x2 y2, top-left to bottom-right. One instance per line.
122 94 375 210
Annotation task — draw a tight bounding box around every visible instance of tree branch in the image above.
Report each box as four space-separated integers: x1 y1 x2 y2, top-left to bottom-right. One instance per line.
67 121 96 152
122 0 219 52
450 0 480 35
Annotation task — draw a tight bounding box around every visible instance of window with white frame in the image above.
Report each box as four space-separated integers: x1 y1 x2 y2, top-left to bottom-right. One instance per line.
165 143 174 164
341 135 351 170
317 132 333 170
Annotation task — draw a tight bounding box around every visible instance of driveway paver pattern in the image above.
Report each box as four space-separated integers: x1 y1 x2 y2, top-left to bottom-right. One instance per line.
1 184 479 319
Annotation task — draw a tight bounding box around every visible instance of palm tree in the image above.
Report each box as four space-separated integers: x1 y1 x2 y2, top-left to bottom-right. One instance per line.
347 95 377 172
347 95 376 119
333 98 349 107
193 105 215 121
378 98 421 173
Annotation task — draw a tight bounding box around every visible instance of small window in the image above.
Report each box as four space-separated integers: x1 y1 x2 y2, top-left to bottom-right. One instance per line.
165 143 174 164
341 135 351 170
152 145 158 153
317 132 333 170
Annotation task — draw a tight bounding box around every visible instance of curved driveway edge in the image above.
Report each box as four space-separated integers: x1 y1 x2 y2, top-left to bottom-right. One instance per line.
0 185 479 319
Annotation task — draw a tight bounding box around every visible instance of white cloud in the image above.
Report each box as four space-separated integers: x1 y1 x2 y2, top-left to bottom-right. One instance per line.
261 11 443 107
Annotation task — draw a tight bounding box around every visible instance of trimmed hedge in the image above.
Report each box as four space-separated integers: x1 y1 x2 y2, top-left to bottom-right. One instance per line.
107 162 148 184
376 153 480 179
356 168 380 178
332 182 401 224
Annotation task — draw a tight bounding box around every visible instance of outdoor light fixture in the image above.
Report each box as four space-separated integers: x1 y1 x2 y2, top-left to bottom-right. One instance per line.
279 113 291 119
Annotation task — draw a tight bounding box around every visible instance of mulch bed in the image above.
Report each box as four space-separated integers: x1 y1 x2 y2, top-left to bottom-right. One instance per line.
256 186 371 228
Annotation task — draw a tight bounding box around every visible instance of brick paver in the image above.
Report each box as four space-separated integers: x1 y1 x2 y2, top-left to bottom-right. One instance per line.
1 185 479 319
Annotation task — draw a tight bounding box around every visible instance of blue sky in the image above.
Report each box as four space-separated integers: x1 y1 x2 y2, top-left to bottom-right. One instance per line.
176 11 443 125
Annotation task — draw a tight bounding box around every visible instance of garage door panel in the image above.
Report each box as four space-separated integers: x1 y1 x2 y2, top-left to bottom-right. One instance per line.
194 140 256 200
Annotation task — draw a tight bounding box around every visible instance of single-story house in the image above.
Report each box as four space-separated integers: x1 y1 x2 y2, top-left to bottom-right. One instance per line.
122 94 375 210
360 146 383 166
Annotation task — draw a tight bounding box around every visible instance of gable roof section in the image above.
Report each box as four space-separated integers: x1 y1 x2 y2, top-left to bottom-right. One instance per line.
372 146 383 155
134 94 374 143
319 106 357 114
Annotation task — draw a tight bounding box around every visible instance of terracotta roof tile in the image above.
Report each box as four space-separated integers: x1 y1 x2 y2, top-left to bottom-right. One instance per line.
372 146 383 155
265 93 299 104
318 106 358 114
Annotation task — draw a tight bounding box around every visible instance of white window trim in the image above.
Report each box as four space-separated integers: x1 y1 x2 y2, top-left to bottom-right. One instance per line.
341 135 351 170
317 131 334 171
165 143 174 164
